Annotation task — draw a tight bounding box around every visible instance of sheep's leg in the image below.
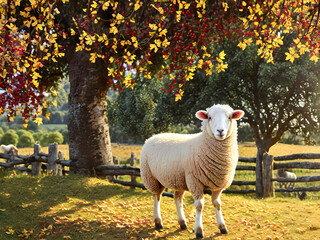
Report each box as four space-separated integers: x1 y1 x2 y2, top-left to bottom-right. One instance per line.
211 190 228 234
153 187 165 229
194 195 205 238
174 190 187 230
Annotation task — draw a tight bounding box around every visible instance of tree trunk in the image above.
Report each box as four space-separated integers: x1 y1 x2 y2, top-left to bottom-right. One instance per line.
68 51 113 175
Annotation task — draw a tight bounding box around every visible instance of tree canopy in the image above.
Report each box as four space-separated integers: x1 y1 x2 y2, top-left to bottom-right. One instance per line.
1 0 320 125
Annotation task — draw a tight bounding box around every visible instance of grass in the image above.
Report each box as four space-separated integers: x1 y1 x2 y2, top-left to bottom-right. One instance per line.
39 124 68 132
0 173 320 240
1 142 320 239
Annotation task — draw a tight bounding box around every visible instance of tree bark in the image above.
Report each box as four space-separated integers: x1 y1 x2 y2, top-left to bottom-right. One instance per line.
68 51 113 175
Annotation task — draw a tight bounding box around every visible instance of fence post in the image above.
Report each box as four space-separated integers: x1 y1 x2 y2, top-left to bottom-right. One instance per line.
263 153 274 197
130 152 137 189
57 151 64 176
31 143 41 176
48 143 58 175
113 156 119 179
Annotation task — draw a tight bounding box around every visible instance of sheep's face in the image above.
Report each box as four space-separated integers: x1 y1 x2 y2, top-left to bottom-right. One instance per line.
196 105 244 141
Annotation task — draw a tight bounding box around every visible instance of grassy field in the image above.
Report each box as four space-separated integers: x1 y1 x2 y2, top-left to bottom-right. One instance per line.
0 174 320 240
1 142 320 239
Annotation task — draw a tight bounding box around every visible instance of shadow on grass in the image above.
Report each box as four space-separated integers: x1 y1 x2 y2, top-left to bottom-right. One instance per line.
0 173 155 239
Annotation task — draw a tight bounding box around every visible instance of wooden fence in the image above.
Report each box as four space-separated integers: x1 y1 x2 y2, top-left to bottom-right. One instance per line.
1 144 319 198
265 153 320 197
0 143 68 176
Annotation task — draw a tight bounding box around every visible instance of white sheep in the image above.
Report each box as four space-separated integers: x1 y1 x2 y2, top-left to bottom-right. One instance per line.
140 104 244 238
277 169 297 189
1 144 19 155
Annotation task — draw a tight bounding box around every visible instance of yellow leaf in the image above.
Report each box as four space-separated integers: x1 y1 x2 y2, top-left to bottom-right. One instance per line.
285 48 299 63
186 72 194 81
238 41 247 50
175 89 184 101
91 1 98 9
218 51 226 60
89 53 97 63
144 72 152 79
176 11 181 22
6 228 15 235
109 26 118 35
34 117 43 126
150 44 158 53
108 68 115 77
162 38 170 48
75 43 84 52
134 0 142 11
216 62 228 73
71 28 76 36
42 101 47 108
149 23 158 31
46 113 51 120
116 13 125 22
151 4 164 14
102 1 111 11
32 79 39 88
310 54 319 63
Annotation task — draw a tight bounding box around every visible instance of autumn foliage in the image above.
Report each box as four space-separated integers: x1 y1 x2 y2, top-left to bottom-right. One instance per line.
1 0 320 126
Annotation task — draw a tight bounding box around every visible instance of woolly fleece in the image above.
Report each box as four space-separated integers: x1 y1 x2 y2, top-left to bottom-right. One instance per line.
140 104 240 198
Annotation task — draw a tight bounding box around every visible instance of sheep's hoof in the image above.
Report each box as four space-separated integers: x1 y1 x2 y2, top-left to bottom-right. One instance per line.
196 232 204 239
195 228 204 238
155 222 163 230
179 220 187 230
220 228 228 234
180 223 187 230
219 224 228 234
154 218 163 230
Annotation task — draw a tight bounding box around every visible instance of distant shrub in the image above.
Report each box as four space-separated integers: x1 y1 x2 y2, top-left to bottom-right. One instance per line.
1 131 19 146
18 133 35 148
33 131 45 144
47 131 64 145
61 130 68 144
16 129 28 137
40 132 50 146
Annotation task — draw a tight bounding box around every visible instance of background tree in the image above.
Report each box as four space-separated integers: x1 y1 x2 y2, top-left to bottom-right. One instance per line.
18 132 35 148
1 1 320 175
1 130 19 146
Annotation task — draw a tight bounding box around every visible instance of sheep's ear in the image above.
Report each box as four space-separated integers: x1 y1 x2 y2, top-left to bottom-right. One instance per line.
232 110 244 120
196 110 208 120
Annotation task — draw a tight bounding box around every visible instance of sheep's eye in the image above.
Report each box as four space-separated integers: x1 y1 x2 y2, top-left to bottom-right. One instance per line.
208 117 211 120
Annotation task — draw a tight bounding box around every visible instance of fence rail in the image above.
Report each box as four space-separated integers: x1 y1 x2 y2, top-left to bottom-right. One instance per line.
1 144 319 198
0 143 66 176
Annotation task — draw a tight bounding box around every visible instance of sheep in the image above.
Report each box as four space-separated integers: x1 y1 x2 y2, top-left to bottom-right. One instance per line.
277 169 297 189
140 104 244 238
1 144 19 155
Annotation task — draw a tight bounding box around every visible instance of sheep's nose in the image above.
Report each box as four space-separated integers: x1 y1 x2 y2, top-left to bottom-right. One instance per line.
217 129 224 136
